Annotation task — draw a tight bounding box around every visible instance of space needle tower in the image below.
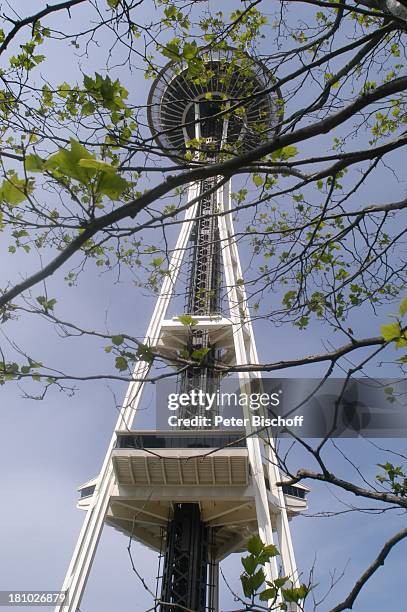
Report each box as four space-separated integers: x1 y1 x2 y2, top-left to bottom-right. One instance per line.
56 48 308 612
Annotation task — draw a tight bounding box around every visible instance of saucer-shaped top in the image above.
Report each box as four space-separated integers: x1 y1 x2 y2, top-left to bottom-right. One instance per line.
147 48 281 165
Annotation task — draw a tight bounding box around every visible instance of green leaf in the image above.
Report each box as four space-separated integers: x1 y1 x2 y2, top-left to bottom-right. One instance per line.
282 584 309 603
241 575 254 599
241 555 258 575
274 577 288 589
115 356 128 371
111 335 124 346
283 290 296 307
253 174 263 187
271 145 298 161
259 587 277 601
27 358 42 369
381 322 401 342
0 177 29 205
399 297 407 318
58 82 71 98
259 544 279 562
183 41 198 60
162 38 181 61
78 158 117 173
36 296 56 310
136 343 154 364
251 569 266 592
151 257 164 267
191 347 210 361
25 154 44 172
82 101 96 116
164 4 177 19
396 336 407 349
178 314 198 326
96 170 128 199
247 534 264 556
83 73 128 111
45 139 96 184
240 569 266 597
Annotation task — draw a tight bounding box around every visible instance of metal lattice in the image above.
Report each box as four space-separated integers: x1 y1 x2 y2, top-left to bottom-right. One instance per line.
187 178 221 317
159 504 209 612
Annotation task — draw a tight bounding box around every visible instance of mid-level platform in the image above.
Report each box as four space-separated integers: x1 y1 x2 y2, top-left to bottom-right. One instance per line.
78 431 308 561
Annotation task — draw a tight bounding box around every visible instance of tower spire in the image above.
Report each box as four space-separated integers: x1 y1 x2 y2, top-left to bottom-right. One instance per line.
56 48 307 612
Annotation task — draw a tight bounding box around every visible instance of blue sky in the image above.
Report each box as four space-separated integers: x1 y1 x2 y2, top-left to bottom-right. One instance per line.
0 1 406 611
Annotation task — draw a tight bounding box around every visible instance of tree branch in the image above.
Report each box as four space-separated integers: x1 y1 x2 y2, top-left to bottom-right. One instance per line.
1 73 406 309
283 468 407 508
221 336 385 373
330 526 407 611
0 0 88 55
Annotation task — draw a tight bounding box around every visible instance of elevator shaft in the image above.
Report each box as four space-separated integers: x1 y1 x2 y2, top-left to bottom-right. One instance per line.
160 504 209 611
178 177 221 422
160 175 222 611
187 177 221 317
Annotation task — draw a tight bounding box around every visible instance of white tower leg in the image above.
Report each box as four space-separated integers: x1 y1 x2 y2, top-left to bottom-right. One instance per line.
217 181 299 592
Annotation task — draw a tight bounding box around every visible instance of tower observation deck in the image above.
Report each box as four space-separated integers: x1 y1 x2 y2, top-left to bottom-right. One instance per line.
147 48 280 162
57 48 307 612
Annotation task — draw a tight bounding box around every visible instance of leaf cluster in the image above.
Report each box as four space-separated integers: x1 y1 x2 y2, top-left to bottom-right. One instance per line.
240 535 309 610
